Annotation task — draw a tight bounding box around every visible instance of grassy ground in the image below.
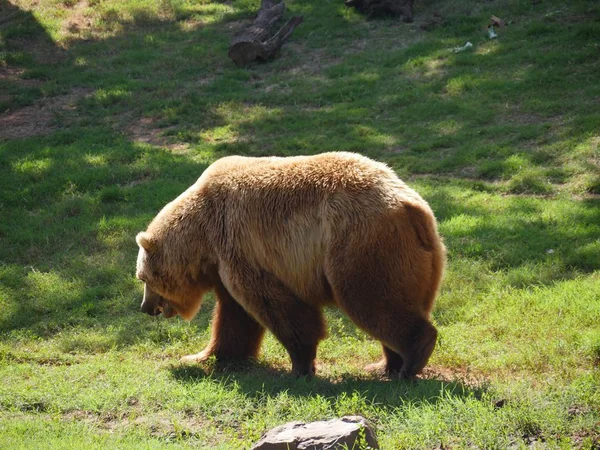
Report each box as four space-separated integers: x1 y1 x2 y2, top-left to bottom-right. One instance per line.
1 0 599 448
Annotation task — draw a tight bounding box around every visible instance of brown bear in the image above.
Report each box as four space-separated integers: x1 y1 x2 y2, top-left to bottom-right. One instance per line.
135 152 445 378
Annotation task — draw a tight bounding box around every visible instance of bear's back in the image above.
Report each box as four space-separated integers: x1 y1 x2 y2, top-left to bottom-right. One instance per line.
202 152 397 192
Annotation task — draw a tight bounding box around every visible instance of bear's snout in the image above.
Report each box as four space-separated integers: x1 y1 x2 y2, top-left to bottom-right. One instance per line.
141 283 168 317
141 299 162 316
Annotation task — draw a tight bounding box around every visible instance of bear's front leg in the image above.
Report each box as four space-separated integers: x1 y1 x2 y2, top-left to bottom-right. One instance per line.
181 280 265 363
220 263 326 377
365 344 404 375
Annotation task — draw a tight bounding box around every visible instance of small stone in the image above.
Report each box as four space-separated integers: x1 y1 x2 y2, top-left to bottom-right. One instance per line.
251 416 379 450
494 399 506 409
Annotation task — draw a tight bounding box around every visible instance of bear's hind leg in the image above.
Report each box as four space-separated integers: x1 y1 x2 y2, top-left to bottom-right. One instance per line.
344 300 436 379
331 275 437 379
181 281 265 364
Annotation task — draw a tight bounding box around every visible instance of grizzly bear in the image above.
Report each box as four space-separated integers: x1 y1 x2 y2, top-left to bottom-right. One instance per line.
135 152 445 379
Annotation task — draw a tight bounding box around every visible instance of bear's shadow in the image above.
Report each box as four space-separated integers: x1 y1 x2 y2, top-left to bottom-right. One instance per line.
169 360 487 408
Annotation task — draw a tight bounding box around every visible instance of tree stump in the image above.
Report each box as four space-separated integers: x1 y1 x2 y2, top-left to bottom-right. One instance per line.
345 0 415 22
228 0 303 67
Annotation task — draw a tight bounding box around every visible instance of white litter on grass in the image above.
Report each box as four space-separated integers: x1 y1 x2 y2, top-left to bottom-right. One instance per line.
488 26 498 39
453 41 473 53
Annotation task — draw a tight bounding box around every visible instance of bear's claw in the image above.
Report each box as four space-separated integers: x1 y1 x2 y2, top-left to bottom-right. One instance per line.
180 350 213 363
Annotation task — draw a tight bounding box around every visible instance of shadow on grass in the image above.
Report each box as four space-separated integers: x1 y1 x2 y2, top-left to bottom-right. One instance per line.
0 128 210 335
169 360 487 408
0 0 63 60
0 0 70 113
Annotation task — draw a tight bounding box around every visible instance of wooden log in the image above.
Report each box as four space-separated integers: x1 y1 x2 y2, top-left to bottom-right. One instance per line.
345 0 415 23
228 0 303 66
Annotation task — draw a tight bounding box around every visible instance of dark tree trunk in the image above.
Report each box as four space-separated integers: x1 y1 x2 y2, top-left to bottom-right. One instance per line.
228 0 303 67
345 0 415 22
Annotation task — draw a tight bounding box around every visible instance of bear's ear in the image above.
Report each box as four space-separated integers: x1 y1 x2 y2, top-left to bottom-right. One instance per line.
136 232 156 252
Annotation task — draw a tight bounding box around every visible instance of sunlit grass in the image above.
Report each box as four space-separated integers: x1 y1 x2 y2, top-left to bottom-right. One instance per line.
1 0 599 448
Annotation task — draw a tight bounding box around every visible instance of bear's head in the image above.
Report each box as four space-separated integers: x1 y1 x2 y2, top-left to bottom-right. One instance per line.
135 230 214 321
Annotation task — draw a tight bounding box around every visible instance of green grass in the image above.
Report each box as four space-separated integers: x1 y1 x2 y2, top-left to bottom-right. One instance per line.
1 0 599 448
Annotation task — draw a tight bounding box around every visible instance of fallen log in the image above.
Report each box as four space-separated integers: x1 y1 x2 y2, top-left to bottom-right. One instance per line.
228 0 303 67
345 0 415 22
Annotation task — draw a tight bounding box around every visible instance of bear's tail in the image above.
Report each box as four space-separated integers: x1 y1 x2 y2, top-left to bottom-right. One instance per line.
404 202 446 314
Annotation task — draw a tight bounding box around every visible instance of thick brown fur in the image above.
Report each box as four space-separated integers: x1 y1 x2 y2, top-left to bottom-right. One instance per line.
136 152 446 378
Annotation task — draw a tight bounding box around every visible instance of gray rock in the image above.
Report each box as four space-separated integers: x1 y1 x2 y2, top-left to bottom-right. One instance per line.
250 415 379 450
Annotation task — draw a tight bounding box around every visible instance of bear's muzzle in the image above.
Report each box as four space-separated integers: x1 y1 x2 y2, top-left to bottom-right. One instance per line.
141 283 177 317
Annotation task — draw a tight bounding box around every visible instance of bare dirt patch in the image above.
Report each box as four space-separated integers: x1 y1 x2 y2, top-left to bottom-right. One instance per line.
283 45 343 76
124 116 189 152
63 0 94 38
64 409 216 440
0 66 43 87
0 87 92 140
355 362 489 388
420 365 488 388
571 429 600 449
495 110 564 127
344 38 368 55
